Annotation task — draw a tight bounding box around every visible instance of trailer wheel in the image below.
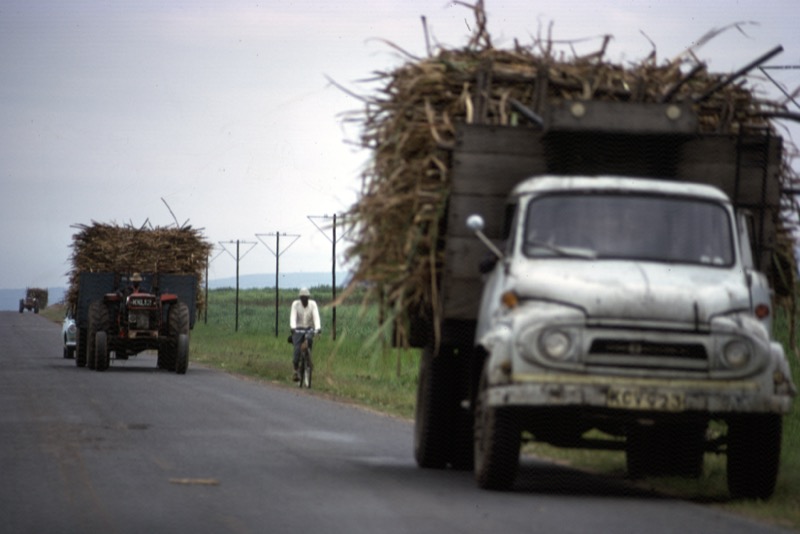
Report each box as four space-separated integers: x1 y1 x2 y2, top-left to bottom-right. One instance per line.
414 345 454 469
175 334 189 375
75 328 87 367
727 414 782 499
94 331 109 371
87 301 108 371
168 302 190 374
474 366 520 490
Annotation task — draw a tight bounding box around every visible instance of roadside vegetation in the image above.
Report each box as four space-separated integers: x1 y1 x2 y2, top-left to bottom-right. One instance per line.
43 286 799 529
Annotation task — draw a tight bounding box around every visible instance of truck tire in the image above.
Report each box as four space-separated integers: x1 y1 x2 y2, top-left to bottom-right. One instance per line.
414 346 454 469
474 366 520 490
168 302 190 374
75 328 87 367
87 301 108 371
94 331 109 371
727 414 782 499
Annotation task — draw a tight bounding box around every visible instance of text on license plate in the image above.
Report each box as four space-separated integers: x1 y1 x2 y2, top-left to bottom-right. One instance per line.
606 388 685 412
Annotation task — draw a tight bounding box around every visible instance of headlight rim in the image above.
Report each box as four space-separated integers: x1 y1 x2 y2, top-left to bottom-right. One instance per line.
721 339 752 370
538 328 573 361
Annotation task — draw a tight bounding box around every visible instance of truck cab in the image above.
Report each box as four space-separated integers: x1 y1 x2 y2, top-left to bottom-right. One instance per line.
470 174 795 497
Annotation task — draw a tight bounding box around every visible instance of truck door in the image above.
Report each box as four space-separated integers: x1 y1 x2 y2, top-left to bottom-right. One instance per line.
738 210 773 332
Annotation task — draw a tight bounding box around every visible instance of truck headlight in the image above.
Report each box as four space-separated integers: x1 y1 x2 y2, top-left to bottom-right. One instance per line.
538 329 573 361
722 340 751 369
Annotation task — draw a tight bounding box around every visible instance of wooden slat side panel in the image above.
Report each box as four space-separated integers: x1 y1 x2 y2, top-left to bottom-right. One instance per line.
442 277 485 321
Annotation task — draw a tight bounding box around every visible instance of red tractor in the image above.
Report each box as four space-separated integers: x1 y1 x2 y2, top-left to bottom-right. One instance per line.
74 272 197 373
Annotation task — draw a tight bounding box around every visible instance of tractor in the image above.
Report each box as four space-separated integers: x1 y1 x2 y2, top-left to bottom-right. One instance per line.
74 272 197 373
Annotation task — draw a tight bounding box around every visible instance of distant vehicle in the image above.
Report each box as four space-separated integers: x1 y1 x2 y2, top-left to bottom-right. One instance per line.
62 311 76 359
19 287 48 313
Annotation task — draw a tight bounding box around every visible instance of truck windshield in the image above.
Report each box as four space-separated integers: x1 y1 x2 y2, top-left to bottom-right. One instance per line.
523 193 734 266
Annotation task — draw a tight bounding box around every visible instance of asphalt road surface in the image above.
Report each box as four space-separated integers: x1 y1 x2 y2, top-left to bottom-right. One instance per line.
1 312 791 534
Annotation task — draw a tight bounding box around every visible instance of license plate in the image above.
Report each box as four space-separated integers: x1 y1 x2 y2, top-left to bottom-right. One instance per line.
607 387 685 412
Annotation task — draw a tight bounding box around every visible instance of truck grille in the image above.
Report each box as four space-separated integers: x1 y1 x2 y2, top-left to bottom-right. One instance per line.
587 338 708 371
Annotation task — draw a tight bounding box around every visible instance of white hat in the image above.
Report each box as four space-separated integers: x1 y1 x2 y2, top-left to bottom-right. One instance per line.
299 287 310 297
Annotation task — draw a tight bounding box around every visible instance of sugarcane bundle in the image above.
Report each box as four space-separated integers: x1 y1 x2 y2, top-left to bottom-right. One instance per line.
342 2 799 345
66 221 213 311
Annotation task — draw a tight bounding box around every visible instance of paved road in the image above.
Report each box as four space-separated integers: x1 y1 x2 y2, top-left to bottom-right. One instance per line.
1 312 791 534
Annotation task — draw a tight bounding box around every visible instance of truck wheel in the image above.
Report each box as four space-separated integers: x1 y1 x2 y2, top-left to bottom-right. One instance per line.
75 328 87 367
87 301 108 371
168 302 190 374
727 414 782 499
474 367 520 490
94 331 109 371
414 346 454 469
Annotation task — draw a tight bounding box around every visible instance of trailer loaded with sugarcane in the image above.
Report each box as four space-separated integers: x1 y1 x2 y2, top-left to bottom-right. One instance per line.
67 222 212 373
343 7 798 499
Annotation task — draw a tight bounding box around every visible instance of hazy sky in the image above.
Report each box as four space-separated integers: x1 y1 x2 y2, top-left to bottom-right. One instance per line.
1 0 799 289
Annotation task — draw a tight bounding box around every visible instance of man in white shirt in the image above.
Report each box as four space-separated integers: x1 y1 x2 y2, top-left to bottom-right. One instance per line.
289 287 321 381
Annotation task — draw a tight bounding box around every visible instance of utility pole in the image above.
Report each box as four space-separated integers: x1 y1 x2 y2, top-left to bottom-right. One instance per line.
256 232 300 336
307 214 350 340
218 240 257 332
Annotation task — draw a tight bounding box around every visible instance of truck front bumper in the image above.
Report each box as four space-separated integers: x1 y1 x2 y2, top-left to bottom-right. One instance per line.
487 373 793 414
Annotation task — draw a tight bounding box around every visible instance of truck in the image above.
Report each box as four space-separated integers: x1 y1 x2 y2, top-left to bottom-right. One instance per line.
73 271 198 374
19 287 48 313
412 100 797 499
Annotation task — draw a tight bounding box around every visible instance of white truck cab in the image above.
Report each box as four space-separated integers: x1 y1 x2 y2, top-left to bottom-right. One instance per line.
469 175 795 496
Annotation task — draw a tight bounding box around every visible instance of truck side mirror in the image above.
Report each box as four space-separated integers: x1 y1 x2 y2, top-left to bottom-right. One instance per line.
466 214 505 261
467 214 485 232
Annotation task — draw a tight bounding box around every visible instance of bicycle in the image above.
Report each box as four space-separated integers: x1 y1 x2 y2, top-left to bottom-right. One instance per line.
295 327 317 388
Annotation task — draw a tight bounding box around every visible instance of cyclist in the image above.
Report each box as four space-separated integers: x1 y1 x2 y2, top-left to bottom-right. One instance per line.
289 287 321 382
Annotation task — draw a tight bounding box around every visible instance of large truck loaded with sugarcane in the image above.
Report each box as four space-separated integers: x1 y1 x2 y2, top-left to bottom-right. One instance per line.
67 222 211 374
344 11 798 500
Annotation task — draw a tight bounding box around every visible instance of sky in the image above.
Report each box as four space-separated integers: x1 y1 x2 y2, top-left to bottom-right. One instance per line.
1 0 799 290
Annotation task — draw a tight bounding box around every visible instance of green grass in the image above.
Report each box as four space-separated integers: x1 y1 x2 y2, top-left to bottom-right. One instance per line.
41 287 800 529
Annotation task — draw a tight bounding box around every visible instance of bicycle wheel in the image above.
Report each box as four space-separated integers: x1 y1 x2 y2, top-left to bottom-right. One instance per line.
302 348 313 388
297 352 306 388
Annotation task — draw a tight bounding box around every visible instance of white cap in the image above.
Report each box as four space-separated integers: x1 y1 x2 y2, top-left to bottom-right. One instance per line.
299 287 310 297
